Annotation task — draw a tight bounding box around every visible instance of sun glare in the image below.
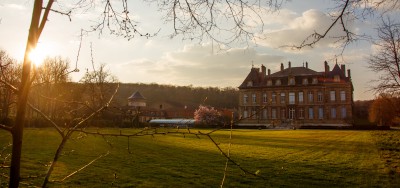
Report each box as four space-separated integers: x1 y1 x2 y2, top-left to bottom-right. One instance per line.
28 45 47 66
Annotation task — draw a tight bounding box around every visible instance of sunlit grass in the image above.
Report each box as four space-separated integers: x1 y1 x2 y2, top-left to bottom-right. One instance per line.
0 128 399 187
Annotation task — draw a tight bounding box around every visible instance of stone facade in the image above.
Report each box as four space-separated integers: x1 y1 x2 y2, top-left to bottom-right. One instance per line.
238 61 353 127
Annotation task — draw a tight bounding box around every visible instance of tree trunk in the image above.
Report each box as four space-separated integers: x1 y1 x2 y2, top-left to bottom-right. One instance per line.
8 1 42 187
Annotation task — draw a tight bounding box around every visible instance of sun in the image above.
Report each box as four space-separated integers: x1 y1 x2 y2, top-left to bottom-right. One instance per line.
28 44 48 66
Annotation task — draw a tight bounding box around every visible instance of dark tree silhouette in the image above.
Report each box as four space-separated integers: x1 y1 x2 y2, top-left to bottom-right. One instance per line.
368 17 400 94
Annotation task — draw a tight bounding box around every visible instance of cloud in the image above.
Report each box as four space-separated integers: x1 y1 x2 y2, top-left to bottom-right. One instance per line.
256 9 356 51
4 3 26 10
115 43 285 87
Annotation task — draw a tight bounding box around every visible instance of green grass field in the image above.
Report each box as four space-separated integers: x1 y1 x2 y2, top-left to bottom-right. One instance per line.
1 128 400 187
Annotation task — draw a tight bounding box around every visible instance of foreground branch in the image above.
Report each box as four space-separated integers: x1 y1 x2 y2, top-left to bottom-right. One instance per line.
55 151 110 183
0 124 12 133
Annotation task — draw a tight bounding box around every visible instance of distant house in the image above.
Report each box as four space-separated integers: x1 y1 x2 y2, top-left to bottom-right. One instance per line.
238 61 353 127
126 91 195 124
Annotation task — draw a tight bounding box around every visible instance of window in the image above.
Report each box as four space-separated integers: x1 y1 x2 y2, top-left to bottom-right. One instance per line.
272 93 276 103
289 77 295 85
252 110 257 119
289 108 295 119
289 92 295 104
308 107 314 119
340 91 346 101
317 91 323 102
247 81 253 86
244 94 248 104
263 93 268 103
330 91 336 102
308 91 313 103
271 108 277 119
252 94 257 103
299 92 304 103
341 106 347 119
334 75 340 82
243 110 248 118
263 109 268 119
312 78 318 84
275 79 281 86
280 92 286 104
281 108 286 119
299 108 304 119
267 80 272 86
318 107 324 119
303 78 308 85
331 107 336 119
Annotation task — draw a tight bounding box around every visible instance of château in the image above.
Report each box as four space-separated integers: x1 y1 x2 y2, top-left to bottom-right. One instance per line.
238 61 353 127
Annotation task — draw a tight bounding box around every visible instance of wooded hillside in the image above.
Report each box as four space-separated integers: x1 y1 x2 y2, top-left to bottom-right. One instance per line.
114 83 239 109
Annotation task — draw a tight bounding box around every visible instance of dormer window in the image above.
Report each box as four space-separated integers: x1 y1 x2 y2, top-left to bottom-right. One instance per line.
267 80 272 86
334 75 340 82
312 78 318 84
288 77 295 85
275 79 281 86
303 78 308 85
247 81 253 86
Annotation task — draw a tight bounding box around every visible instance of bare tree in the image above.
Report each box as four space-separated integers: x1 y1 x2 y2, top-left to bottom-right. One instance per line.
35 56 71 85
368 17 400 94
0 51 21 122
80 63 118 109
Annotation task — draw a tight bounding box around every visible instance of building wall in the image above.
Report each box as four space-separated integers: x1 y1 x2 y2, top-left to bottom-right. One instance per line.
238 81 353 126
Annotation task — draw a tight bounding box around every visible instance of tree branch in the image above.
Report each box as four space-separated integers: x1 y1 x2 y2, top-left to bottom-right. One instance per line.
220 112 234 188
294 0 352 49
0 124 12 133
38 0 55 37
56 151 110 182
27 102 64 137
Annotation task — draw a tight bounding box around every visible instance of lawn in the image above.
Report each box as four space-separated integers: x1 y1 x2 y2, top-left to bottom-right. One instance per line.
0 128 399 187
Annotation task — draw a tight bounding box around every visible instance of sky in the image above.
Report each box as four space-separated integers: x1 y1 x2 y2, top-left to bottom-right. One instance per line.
0 0 395 101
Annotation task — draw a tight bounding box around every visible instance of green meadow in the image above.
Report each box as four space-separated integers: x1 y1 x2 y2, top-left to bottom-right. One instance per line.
1 128 400 187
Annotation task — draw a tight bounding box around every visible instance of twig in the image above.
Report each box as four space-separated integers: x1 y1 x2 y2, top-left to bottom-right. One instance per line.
58 151 110 182
0 79 18 94
220 112 234 188
206 134 266 180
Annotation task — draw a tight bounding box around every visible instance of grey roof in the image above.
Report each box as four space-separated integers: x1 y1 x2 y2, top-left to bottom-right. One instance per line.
238 62 351 89
149 119 196 125
128 91 146 100
269 67 321 77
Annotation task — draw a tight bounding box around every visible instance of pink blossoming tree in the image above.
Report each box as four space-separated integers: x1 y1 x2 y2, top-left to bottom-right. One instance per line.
194 105 222 126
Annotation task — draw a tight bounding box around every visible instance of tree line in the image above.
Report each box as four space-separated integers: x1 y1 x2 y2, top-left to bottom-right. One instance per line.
0 50 239 128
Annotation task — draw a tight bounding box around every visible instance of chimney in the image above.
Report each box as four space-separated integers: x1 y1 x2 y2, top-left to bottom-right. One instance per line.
324 61 329 74
341 64 346 77
261 64 266 80
280 63 284 71
306 62 308 69
288 61 291 68
347 69 351 79
268 69 271 76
